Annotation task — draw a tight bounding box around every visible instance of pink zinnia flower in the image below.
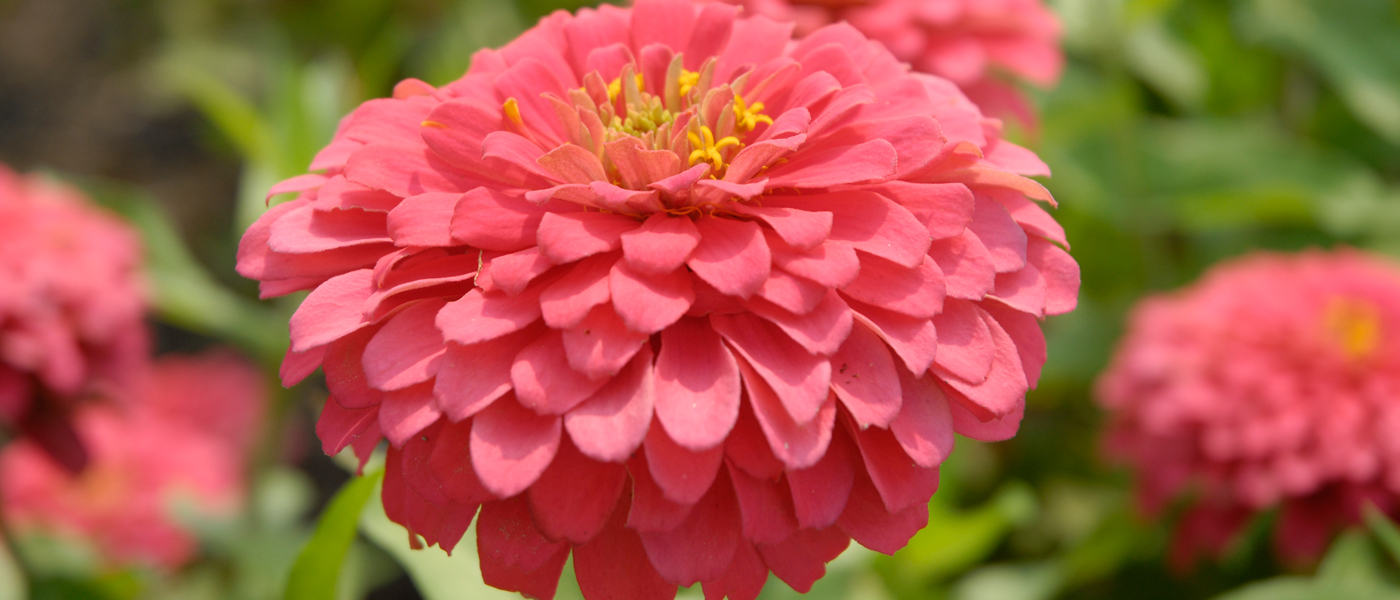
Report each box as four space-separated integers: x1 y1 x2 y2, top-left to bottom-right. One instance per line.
710 0 1064 126
0 165 147 473
1098 250 1400 567
239 1 1077 597
0 352 265 570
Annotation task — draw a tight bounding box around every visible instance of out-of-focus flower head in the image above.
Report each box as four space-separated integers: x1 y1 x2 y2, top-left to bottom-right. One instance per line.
0 165 147 472
1098 250 1400 567
0 352 266 571
239 1 1078 596
711 0 1064 126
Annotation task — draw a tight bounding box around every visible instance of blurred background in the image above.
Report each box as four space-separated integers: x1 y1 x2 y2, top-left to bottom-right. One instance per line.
2 0 1399 598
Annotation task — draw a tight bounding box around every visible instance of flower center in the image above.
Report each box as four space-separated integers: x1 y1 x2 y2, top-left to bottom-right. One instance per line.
1321 297 1382 360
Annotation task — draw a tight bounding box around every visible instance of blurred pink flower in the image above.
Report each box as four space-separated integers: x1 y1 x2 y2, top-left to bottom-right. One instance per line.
0 165 147 472
1098 250 1400 566
711 0 1064 126
239 1 1077 597
0 352 265 570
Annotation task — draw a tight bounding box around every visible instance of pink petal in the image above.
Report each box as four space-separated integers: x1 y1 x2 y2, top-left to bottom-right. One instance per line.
990 189 1067 248
755 270 827 315
471 396 562 497
684 2 737 69
931 297 995 384
774 191 931 268
489 248 554 297
786 426 857 529
379 382 442 447
476 498 570 598
928 230 997 300
829 322 902 428
387 193 461 247
323 327 383 409
712 312 832 424
745 290 854 356
363 299 447 391
982 299 1047 388
316 396 379 457
840 254 946 320
426 420 496 505
480 131 555 188
769 237 860 289
437 286 543 346
936 308 1028 419
755 527 850 594
282 345 327 387
539 252 615 329
400 421 453 505
536 211 637 265
873 181 975 240
1028 238 1079 315
945 385 1023 441
344 142 476 198
621 213 703 275
610 261 695 334
565 346 656 463
638 468 742 586
701 541 768 600
266 173 327 201
434 325 540 421
537 142 608 184
605 138 683 189
420 97 501 171
268 205 390 254
966 195 1028 273
450 187 548 252
631 0 695 53
512 330 609 415
688 218 771 299
574 491 678 600
724 400 785 480
654 318 741 451
288 269 373 352
765 140 898 188
836 470 928 555
730 205 831 252
848 299 938 377
890 368 955 469
991 260 1047 317
848 418 940 513
735 355 837 470
561 304 649 379
727 465 799 545
643 420 725 505
527 436 627 544
628 451 697 532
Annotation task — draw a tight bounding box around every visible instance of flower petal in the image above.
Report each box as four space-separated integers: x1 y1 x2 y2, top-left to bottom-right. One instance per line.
654 318 741 451
471 396 562 497
564 346 656 463
688 219 771 299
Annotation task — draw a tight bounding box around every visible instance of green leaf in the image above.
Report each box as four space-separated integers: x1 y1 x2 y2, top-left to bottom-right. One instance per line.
283 469 384 600
1365 504 1400 568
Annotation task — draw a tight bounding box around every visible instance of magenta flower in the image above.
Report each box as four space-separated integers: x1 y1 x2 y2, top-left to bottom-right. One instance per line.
1098 250 1400 567
0 352 265 570
710 0 1064 126
0 165 147 473
239 1 1077 596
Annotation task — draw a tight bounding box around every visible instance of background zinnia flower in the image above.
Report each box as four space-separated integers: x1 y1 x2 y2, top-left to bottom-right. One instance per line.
240 0 1077 597
1098 250 1400 567
709 0 1064 126
0 351 265 570
0 165 147 473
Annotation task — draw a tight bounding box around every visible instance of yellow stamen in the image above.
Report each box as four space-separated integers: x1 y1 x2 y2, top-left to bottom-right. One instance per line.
1323 297 1382 360
503 98 524 127
687 125 742 174
733 94 774 134
608 74 646 102
678 70 700 97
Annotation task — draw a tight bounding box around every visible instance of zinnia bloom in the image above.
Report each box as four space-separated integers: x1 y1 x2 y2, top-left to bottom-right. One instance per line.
0 165 147 472
0 352 265 570
709 0 1064 126
1098 250 1400 567
240 1 1077 597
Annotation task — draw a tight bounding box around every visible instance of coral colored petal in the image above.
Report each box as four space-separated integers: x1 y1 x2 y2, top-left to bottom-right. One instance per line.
512 330 609 415
967 195 1028 273
873 181 975 240
564 346 656 463
990 189 1067 248
765 191 930 268
981 298 1047 388
849 417 940 513
727 464 799 544
363 299 447 391
786 426 857 529
654 318 741 451
316 396 379 457
928 230 997 300
991 260 1047 317
931 297 995 384
735 355 837 470
701 541 768 600
688 219 771 299
936 308 1028 419
561 304 648 379
829 322 903 428
573 489 678 600
268 205 390 254
890 368 955 469
470 396 562 498
450 187 548 252
631 0 695 53
712 312 831 424
768 237 860 289
745 290 853 356
288 269 373 352
638 468 742 586
609 261 695 334
1028 237 1080 316
754 270 826 315
379 382 442 447
945 385 1024 442
848 299 938 378
644 420 725 505
386 193 461 247
756 527 850 594
426 419 496 505
729 205 832 251
620 213 702 275
401 421 453 505
324 327 383 409
627 451 696 532
605 138 683 191
837 470 928 555
536 211 637 265
434 325 540 421
527 436 627 544
724 399 785 480
490 248 555 297
477 499 571 599
437 288 544 346
840 254 946 320
536 142 608 184
539 252 615 329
